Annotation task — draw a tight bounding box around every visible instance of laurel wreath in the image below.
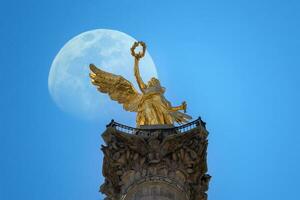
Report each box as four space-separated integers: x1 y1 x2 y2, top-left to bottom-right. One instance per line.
131 41 146 59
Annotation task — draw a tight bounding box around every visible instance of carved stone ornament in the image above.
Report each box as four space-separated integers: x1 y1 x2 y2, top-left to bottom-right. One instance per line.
100 118 211 200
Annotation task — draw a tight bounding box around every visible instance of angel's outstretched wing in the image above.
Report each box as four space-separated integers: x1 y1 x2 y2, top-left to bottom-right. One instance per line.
89 64 142 112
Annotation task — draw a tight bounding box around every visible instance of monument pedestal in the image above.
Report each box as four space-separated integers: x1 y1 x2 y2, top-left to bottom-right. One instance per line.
100 118 211 200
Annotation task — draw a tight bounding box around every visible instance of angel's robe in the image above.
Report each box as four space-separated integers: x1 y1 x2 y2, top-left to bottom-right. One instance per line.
136 85 191 126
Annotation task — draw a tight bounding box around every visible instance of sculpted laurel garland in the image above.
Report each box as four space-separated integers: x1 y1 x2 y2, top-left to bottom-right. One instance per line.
89 41 192 126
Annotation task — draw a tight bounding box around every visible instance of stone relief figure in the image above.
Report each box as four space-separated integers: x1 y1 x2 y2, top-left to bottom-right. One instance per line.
89 41 192 126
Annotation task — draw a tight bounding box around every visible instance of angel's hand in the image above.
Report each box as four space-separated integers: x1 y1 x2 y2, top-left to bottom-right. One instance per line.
182 101 187 113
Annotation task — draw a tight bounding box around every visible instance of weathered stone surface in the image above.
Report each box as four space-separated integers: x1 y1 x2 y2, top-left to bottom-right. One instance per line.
100 118 210 200
123 181 188 200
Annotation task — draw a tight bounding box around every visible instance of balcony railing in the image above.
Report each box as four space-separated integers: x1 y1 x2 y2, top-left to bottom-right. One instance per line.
106 117 206 135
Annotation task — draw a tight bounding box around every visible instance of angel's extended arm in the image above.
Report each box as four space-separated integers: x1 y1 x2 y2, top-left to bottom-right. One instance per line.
169 101 187 113
170 105 183 111
134 58 147 93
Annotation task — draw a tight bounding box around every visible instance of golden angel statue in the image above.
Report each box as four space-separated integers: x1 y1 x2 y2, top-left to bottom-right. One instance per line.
89 41 192 126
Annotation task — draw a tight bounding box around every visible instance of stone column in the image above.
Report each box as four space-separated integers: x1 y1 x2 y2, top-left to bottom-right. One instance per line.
100 118 211 200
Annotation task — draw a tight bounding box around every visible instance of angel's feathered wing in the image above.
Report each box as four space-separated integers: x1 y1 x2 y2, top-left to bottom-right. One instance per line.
89 64 142 112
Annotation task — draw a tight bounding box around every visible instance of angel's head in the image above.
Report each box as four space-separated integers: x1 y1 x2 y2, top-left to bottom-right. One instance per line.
147 77 165 93
148 77 159 87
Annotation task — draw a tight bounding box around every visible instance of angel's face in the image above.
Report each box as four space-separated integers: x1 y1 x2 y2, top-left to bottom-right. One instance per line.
148 77 160 87
147 77 166 93
148 77 160 88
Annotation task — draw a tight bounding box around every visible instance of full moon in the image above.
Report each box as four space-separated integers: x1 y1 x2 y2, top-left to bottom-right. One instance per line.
48 29 158 123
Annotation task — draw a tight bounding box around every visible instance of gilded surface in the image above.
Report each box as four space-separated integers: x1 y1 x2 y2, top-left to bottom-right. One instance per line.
90 41 191 126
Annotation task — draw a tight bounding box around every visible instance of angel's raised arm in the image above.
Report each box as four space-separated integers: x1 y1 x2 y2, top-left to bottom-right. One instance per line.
131 41 147 94
134 58 147 93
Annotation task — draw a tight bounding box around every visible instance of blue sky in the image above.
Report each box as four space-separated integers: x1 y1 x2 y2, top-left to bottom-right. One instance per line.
1 0 300 200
